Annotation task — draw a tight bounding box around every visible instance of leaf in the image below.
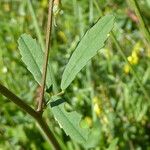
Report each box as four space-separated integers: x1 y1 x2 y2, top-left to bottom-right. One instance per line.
83 121 102 148
61 15 115 90
106 138 118 150
18 34 52 88
50 98 89 143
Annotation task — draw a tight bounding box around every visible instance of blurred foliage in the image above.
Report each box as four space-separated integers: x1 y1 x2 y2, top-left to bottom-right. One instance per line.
0 0 150 149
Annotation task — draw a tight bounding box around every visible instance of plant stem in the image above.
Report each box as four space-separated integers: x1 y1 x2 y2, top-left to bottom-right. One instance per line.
27 1 64 149
27 0 58 94
0 83 61 150
128 0 150 45
93 0 149 101
0 83 38 118
111 32 149 101
88 0 96 122
38 0 54 113
36 117 61 150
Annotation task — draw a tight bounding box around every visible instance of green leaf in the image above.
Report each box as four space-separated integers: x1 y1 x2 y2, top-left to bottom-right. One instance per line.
61 15 115 90
50 98 89 143
106 138 118 150
83 121 102 148
18 34 52 88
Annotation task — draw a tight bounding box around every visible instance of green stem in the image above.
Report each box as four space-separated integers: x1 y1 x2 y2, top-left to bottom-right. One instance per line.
27 0 58 94
26 1 63 149
93 0 149 101
36 117 61 150
0 83 61 150
88 0 96 121
0 83 38 118
128 0 150 45
38 0 54 113
111 32 149 101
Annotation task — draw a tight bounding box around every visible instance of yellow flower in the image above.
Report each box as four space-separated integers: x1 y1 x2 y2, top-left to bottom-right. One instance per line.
127 56 132 63
132 51 139 64
132 55 139 65
93 96 102 116
94 103 101 116
127 51 139 65
124 64 130 74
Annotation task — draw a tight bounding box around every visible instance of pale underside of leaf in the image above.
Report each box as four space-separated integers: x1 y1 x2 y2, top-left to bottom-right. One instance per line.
18 34 52 88
50 98 89 143
61 15 115 90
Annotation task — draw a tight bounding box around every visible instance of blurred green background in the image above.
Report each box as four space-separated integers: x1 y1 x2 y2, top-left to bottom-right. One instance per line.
0 0 150 149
